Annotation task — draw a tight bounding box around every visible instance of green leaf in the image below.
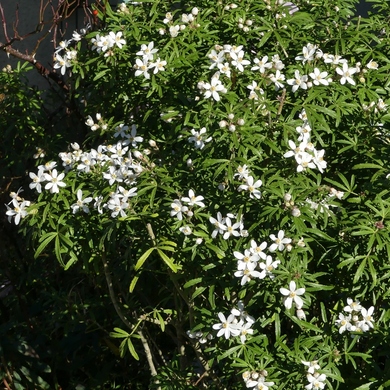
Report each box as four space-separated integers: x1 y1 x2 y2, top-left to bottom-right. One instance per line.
205 242 225 258
156 248 178 272
34 232 57 258
134 247 155 271
127 337 139 361
129 275 139 293
183 278 203 288
352 163 384 170
110 327 130 338
217 345 242 361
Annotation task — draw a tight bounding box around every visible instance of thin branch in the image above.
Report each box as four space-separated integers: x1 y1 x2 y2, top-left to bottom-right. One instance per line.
0 4 10 42
101 252 133 331
137 329 161 390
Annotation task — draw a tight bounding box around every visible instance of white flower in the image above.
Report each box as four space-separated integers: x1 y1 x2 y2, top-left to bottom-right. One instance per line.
238 176 262 199
109 31 126 49
234 249 260 271
179 226 192 235
336 313 354 334
234 261 263 285
171 200 188 220
134 57 151 79
344 298 362 313
302 360 320 375
295 43 317 63
5 198 29 225
150 58 167 74
181 189 205 207
296 123 312 142
217 62 231 78
305 373 327 390
203 77 225 101
169 25 180 37
209 212 227 238
309 68 329 86
234 164 250 180
251 55 272 74
269 230 291 252
313 149 327 173
366 59 378 70
295 151 316 172
249 240 267 260
230 50 250 72
269 70 285 90
212 312 240 339
188 127 212 149
29 169 45 193
223 216 241 239
259 255 280 279
136 42 158 60
336 63 357 85
246 377 275 389
360 306 375 330
72 31 83 41
231 301 255 324
127 124 143 148
247 81 265 101
53 54 71 75
208 49 225 69
107 198 129 218
71 189 93 214
280 281 305 309
238 321 254 343
287 70 308 92
44 169 66 193
97 34 114 52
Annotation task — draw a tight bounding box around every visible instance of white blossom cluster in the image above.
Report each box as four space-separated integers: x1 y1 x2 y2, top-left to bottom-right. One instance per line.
212 301 255 343
134 42 167 80
85 112 108 132
233 238 282 286
29 161 66 194
335 298 375 334
5 188 31 225
21 124 145 221
363 98 387 113
171 189 205 236
302 360 327 390
53 29 87 75
91 31 126 57
242 369 275 390
284 109 327 173
159 7 200 37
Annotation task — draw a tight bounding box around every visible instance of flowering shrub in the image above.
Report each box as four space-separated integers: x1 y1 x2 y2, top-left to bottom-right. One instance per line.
3 0 390 388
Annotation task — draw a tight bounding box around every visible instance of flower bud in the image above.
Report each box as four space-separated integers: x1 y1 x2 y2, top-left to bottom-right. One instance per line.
191 7 199 15
296 308 306 320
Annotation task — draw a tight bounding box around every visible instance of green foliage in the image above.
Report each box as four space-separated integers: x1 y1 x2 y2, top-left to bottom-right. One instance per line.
2 0 390 388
